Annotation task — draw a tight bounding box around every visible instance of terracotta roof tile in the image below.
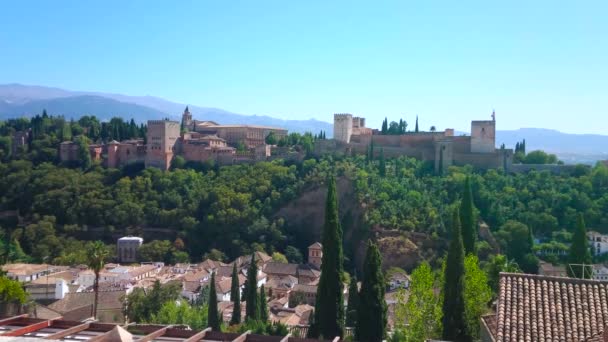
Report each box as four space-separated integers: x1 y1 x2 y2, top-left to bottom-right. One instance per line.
494 272 608 341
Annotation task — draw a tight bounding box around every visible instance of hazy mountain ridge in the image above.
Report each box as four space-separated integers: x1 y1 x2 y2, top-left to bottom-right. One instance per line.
0 83 333 135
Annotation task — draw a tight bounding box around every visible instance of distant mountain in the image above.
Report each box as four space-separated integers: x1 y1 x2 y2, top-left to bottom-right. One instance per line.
495 128 608 164
0 83 333 135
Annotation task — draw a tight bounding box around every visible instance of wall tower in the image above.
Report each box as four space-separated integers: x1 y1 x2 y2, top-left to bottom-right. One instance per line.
333 113 353 143
145 120 180 170
470 113 496 153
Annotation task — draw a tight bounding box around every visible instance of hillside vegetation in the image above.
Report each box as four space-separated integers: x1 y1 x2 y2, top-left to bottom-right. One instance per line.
1 116 608 273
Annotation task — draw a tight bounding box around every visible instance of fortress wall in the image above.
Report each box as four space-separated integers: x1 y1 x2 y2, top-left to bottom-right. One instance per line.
453 152 503 169
452 136 472 153
368 134 439 148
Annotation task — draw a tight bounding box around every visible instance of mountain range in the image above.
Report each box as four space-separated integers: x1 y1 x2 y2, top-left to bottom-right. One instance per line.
0 83 333 135
1 83 607 163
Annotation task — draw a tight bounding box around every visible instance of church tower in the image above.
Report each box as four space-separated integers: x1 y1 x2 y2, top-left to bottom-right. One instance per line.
308 242 323 269
181 106 192 132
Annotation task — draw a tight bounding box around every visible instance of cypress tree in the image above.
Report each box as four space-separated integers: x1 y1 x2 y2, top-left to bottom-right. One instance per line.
381 118 388 134
567 213 593 279
460 176 476 255
442 206 468 341
345 274 359 327
370 140 375 161
356 241 387 342
379 148 386 177
208 272 220 331
245 254 259 320
259 285 268 322
415 115 419 132
61 121 72 141
313 176 345 338
230 263 241 324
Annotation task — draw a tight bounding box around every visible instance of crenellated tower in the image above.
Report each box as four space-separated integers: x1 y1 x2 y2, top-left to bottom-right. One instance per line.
333 113 353 143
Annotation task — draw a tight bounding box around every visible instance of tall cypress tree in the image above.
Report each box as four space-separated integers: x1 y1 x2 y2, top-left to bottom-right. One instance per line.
415 115 419 133
379 148 386 177
568 213 593 279
259 285 268 322
356 241 387 342
381 118 388 134
230 263 241 324
313 176 345 338
460 176 476 255
245 254 259 320
208 272 220 331
442 206 468 341
345 274 359 327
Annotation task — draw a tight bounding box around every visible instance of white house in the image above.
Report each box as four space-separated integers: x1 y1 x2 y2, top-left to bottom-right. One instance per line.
2 263 56 282
588 231 608 256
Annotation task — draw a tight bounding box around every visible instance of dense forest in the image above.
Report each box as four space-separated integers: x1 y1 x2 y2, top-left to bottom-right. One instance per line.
1 115 608 274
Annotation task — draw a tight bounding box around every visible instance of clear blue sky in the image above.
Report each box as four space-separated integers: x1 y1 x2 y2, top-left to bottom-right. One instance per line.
1 0 607 133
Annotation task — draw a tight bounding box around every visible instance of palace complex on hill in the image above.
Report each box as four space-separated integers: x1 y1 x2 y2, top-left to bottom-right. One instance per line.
59 107 288 170
55 107 526 172
319 111 514 171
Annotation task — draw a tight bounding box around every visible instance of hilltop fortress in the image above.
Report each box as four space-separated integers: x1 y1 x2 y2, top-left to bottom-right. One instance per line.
316 112 513 171
58 107 513 172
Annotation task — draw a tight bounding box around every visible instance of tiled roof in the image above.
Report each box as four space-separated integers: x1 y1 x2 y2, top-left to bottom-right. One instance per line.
494 272 608 341
48 290 125 313
183 269 209 282
293 284 317 294
264 263 299 277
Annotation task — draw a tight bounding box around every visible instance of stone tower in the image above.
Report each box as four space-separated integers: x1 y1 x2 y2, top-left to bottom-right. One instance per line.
145 120 180 170
470 114 496 153
333 113 353 143
107 140 120 168
182 106 192 131
308 242 323 269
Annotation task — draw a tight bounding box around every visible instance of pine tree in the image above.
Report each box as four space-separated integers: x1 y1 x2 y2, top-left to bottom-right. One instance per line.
460 176 476 255
442 206 468 341
259 285 268 322
356 241 387 342
245 254 259 320
415 115 419 133
230 263 241 324
345 274 359 327
379 148 386 177
568 213 593 279
208 272 220 331
313 176 345 338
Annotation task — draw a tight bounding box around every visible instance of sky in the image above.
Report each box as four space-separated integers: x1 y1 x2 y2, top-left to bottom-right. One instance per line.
1 0 607 134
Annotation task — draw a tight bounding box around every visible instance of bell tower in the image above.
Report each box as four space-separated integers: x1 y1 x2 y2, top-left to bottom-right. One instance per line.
181 106 193 132
308 242 323 269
